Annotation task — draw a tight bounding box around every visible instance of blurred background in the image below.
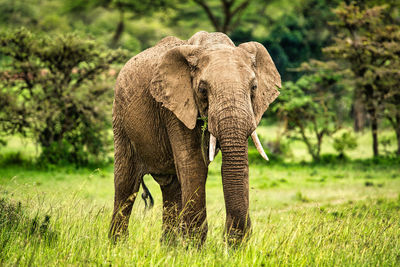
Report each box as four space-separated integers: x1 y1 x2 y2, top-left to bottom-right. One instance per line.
0 0 399 165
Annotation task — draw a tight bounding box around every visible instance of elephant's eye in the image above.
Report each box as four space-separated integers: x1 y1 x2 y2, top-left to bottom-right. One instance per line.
198 81 207 98
251 82 257 100
199 86 207 96
250 78 257 92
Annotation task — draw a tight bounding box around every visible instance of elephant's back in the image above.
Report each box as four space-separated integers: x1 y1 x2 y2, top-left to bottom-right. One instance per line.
114 36 186 107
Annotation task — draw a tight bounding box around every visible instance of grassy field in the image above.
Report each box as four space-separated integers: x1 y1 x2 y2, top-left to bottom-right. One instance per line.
1 126 400 266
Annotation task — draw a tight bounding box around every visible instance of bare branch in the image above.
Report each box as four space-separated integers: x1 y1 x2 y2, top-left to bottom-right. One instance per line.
193 0 221 31
231 0 251 17
221 0 234 33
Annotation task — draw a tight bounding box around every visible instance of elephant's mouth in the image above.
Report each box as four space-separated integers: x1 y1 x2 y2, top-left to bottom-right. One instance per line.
208 131 269 162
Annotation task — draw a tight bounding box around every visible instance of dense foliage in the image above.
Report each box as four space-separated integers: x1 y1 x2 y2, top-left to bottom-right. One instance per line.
332 130 358 158
323 2 400 156
274 70 345 161
64 0 174 47
0 28 128 165
257 0 340 81
0 0 399 163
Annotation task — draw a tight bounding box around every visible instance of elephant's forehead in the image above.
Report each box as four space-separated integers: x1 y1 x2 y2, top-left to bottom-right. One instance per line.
206 43 235 51
204 47 251 66
206 47 235 59
204 52 252 73
197 47 255 83
202 63 255 86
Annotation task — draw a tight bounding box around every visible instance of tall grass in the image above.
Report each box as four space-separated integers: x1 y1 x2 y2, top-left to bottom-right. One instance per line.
0 126 399 265
1 193 399 265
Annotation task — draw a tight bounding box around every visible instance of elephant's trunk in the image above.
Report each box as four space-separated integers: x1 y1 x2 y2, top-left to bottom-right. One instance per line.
211 106 253 243
220 128 251 242
207 84 255 243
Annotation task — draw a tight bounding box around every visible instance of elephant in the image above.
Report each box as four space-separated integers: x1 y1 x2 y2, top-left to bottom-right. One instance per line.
109 31 281 245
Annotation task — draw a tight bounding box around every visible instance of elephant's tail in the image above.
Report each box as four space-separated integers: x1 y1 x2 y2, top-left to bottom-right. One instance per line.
141 178 154 210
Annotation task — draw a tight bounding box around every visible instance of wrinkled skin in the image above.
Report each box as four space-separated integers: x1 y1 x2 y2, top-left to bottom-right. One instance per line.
110 31 281 245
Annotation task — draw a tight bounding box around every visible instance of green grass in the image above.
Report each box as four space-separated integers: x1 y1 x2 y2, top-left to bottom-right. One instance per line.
0 126 399 266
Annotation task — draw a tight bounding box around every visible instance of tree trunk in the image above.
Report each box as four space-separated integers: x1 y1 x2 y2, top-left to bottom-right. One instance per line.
364 83 379 157
393 114 400 155
396 126 400 156
316 133 323 162
386 112 400 156
111 10 124 48
353 91 365 132
371 113 379 157
297 120 319 161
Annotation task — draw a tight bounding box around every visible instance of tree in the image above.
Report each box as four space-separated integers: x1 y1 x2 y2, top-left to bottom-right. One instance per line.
324 2 400 157
274 70 343 161
187 0 275 34
0 28 128 165
64 0 172 47
0 0 38 27
333 130 358 158
379 49 400 155
192 0 251 33
260 0 341 81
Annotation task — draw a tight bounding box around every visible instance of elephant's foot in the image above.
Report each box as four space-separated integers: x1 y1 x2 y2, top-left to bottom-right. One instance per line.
225 227 251 247
109 217 130 243
180 218 208 247
224 216 252 247
160 227 180 246
109 206 133 243
160 216 181 246
160 215 208 247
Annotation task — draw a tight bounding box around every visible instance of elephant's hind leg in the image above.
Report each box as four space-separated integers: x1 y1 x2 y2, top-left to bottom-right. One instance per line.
153 175 182 243
109 128 143 241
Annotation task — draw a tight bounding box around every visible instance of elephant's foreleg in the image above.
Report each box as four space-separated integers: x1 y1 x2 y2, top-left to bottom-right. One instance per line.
154 175 182 243
166 120 208 244
109 129 143 241
179 168 207 244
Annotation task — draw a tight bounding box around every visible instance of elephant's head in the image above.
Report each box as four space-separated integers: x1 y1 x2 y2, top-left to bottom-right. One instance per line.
151 39 281 241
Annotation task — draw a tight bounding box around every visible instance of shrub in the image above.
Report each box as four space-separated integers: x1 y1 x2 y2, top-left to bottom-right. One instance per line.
0 28 129 165
267 138 292 158
0 151 25 165
333 130 357 158
248 134 285 163
380 136 394 156
319 153 348 164
274 71 344 162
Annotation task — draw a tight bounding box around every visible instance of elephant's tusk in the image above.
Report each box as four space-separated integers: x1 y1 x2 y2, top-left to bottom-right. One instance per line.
209 134 217 162
251 131 269 161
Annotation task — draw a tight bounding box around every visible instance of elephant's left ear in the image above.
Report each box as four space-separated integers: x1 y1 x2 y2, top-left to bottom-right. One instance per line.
151 45 203 130
239 42 281 125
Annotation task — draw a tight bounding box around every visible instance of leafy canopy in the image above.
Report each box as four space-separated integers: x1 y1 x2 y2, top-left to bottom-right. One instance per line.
0 28 129 165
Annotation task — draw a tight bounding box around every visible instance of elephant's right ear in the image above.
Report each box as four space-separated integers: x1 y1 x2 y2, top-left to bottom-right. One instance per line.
239 42 281 126
151 45 203 130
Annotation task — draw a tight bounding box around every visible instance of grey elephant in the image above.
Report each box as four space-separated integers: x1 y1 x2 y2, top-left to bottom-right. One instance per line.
110 31 281 244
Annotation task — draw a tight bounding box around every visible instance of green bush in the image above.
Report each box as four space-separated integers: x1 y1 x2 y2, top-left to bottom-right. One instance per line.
248 134 285 164
267 138 292 158
0 28 128 165
273 72 344 162
319 153 348 164
0 151 25 165
333 130 357 158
